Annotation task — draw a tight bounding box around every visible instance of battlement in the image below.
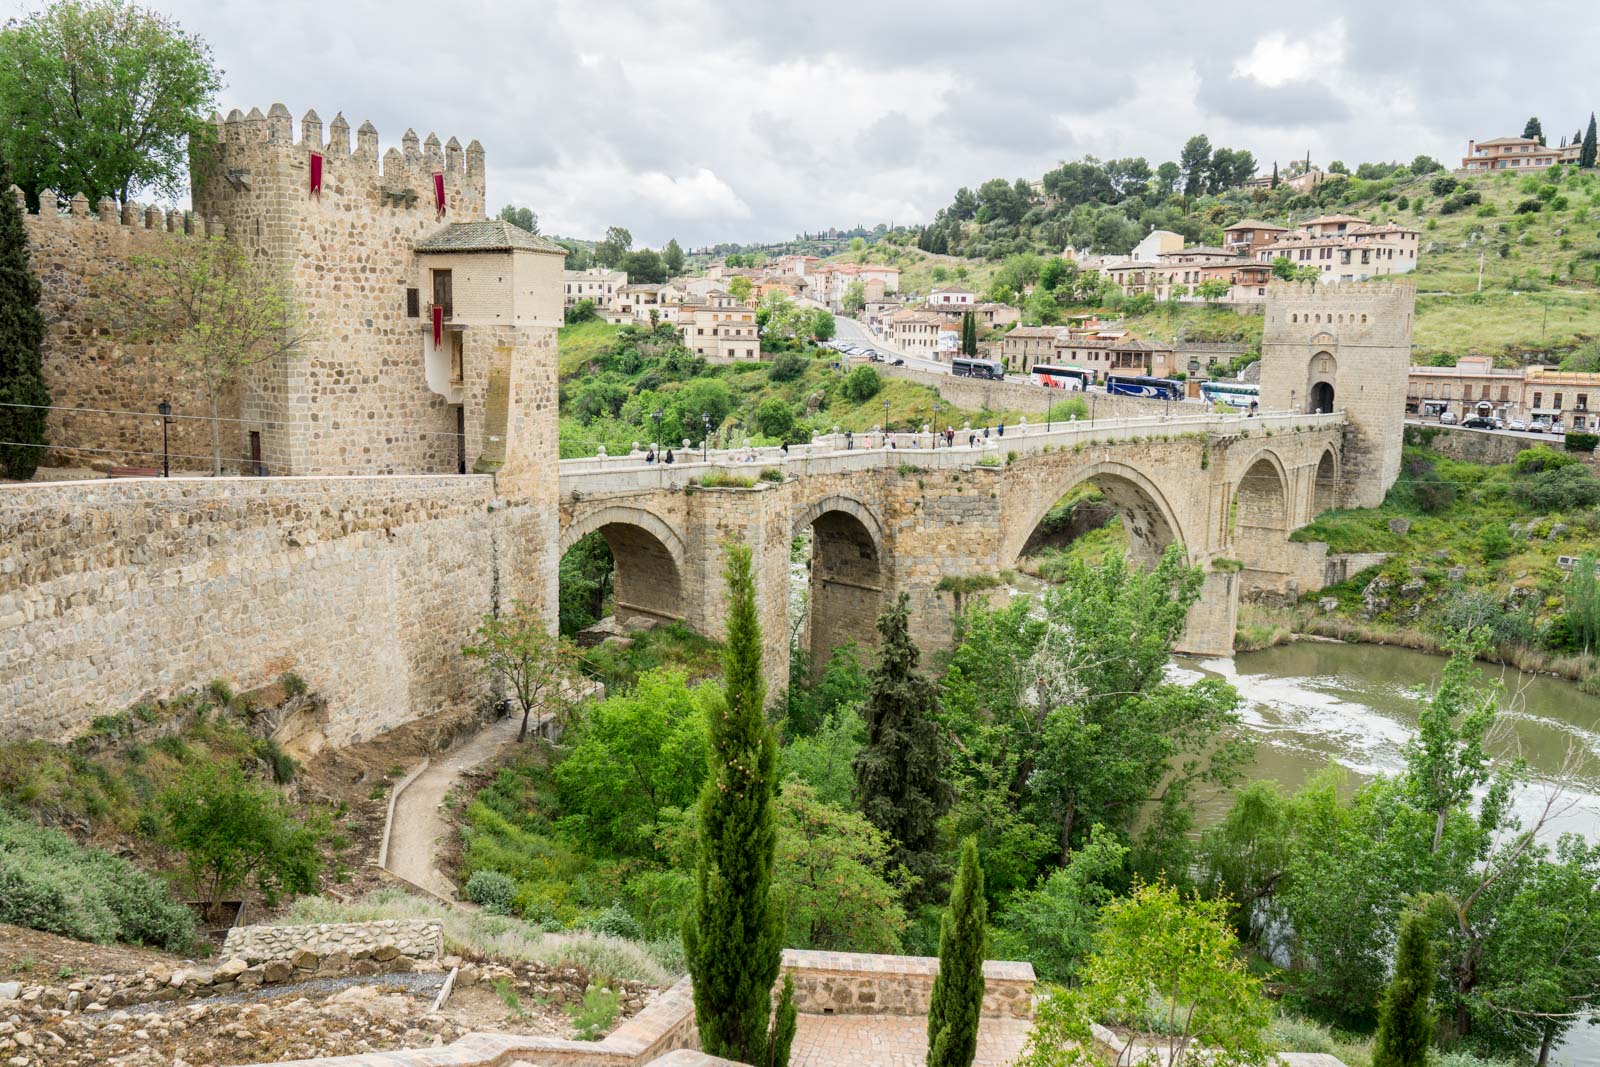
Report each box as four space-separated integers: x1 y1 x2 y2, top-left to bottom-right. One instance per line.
11 185 225 238
1265 279 1416 302
205 104 484 187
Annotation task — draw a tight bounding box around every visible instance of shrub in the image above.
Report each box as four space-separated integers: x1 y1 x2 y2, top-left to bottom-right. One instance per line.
1430 174 1458 197
1511 463 1600 511
465 869 518 914
1514 445 1579 474
279 672 309 698
583 903 644 941
758 467 784 483
767 351 807 382
1478 524 1512 561
0 809 196 950
977 455 1001 467
1441 190 1482 214
565 298 598 325
697 472 755 489
840 365 882 402
1515 199 1543 215
569 985 621 1040
1564 431 1599 453
753 397 795 439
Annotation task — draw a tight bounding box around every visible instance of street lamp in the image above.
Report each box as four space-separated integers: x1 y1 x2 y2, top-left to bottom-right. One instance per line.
157 400 172 477
652 409 663 451
883 398 890 440
701 412 710 462
933 398 940 447
1090 393 1097 426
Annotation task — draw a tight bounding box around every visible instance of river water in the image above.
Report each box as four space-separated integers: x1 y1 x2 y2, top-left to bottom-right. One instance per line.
1176 641 1600 1067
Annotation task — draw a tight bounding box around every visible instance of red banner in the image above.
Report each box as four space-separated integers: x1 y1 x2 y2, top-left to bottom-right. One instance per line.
432 305 443 347
309 152 323 197
433 171 445 216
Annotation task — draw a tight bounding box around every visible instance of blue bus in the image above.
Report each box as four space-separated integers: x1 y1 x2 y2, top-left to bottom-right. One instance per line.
1105 374 1182 400
952 357 1005 381
1200 381 1260 409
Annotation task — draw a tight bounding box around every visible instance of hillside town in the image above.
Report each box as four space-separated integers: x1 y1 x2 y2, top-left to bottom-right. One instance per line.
2 5 1600 1067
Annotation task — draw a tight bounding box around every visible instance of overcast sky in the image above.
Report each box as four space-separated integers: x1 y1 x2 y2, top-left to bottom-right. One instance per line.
8 0 1598 248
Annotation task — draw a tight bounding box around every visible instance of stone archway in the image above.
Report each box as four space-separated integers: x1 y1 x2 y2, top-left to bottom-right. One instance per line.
1005 460 1188 570
1232 452 1292 539
1307 351 1337 414
792 495 885 666
559 506 687 625
1312 448 1339 516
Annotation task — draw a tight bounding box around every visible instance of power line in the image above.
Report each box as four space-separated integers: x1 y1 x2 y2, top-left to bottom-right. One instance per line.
0 439 263 466
0 401 469 440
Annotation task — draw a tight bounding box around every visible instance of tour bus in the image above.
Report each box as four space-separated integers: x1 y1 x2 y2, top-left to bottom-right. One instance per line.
951 357 1006 381
1029 364 1089 391
1105 374 1183 400
1199 380 1260 409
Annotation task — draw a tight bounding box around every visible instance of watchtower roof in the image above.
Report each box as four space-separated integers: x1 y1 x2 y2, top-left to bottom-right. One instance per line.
414 220 564 255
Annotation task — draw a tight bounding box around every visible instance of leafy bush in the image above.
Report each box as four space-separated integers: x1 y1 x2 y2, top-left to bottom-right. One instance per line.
0 809 196 950
465 869 518 914
1478 524 1512 561
1510 463 1600 511
569 984 621 1040
1514 445 1579 474
696 472 755 489
759 467 784 483
564 298 598 325
583 903 644 941
279 672 309 698
753 397 795 439
1564 431 1599 453
1515 199 1543 215
767 351 807 382
1430 174 1459 197
840 365 882 402
1440 190 1482 215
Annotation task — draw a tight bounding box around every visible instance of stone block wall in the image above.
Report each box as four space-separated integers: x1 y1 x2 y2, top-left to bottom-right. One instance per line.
17 194 242 472
222 920 444 963
0 475 504 744
878 363 1175 421
780 949 1035 1020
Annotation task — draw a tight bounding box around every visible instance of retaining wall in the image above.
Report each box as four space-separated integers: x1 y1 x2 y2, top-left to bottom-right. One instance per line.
223 919 444 963
877 363 1178 420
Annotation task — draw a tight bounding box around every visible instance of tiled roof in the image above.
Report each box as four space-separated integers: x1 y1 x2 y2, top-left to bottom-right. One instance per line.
1224 219 1289 232
415 220 565 254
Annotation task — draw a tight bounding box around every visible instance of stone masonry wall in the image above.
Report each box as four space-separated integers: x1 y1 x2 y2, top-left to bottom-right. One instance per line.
878 363 1177 421
222 920 444 963
0 475 501 744
780 949 1035 1020
18 194 242 472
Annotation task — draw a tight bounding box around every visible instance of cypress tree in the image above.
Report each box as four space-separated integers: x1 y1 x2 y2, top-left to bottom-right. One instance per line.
684 543 796 1067
1372 908 1435 1067
1523 117 1544 145
853 593 953 902
927 836 987 1067
0 146 50 480
1270 161 1279 189
1581 114 1597 171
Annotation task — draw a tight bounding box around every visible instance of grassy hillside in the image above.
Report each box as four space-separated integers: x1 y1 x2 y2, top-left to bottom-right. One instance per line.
821 242 1002 297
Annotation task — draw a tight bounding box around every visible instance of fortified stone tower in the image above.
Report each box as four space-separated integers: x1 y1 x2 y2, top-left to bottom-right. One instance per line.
1258 281 1414 508
191 105 563 485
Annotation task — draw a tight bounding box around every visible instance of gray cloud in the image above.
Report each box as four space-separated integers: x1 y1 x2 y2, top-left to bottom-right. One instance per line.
6 0 1592 246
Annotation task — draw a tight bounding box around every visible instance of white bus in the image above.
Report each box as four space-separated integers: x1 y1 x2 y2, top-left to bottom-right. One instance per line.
1029 364 1089 391
1199 381 1260 409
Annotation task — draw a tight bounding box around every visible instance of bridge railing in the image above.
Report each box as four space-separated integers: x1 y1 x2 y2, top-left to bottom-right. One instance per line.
558 410 1346 496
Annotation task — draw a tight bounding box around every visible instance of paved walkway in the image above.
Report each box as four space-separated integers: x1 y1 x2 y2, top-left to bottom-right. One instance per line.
383 713 526 900
790 1013 1031 1067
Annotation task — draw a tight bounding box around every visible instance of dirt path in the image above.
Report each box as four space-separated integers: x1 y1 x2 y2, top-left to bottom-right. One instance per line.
383 713 527 900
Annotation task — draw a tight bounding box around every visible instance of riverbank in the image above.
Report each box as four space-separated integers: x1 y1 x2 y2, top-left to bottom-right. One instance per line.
1235 604 1600 691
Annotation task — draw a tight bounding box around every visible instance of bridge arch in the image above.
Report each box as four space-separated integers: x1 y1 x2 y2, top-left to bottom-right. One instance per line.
1311 447 1340 517
1005 460 1189 570
1230 448 1292 539
792 494 886 666
560 505 687 626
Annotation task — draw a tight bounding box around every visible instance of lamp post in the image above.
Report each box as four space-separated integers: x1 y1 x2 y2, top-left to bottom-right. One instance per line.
1291 389 1297 416
157 400 171 477
933 398 940 447
1090 393 1097 426
701 413 710 462
883 398 890 441
652 409 663 451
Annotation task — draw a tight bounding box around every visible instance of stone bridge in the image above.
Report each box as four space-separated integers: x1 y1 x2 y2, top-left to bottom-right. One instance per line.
558 411 1346 689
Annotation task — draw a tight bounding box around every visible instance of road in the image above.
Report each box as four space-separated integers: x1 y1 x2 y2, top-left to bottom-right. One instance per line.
1405 417 1573 442
833 316 949 373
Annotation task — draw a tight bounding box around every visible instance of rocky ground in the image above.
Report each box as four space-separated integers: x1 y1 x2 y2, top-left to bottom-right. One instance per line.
0 927 657 1067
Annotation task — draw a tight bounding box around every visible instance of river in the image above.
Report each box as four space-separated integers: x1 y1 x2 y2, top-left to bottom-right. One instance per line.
1177 641 1600 1067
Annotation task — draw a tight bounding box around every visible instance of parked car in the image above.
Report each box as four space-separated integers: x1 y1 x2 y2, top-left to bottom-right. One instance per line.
1462 416 1494 429
1492 418 1505 429
1439 412 1459 425
1531 419 1553 433
1508 420 1527 432
889 357 905 366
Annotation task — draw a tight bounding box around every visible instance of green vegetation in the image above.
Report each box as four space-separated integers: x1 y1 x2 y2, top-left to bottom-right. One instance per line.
0 807 196 950
1371 909 1433 1067
684 544 796 1067
463 600 577 741
0 0 222 207
0 143 49 479
927 836 987 1067
1286 442 1600 678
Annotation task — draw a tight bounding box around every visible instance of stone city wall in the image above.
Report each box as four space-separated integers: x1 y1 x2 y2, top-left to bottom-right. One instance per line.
780 949 1035 1020
17 192 242 472
222 920 444 963
0 474 530 744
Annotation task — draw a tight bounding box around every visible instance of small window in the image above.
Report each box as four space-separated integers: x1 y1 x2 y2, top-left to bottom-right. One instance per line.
406 288 420 317
432 270 454 317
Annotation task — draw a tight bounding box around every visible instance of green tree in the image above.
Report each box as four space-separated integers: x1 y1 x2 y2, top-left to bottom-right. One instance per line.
776 782 908 953
927 836 987 1067
1270 256 1297 281
728 275 754 302
1024 287 1060 325
853 593 954 902
159 761 327 918
554 669 712 856
961 309 979 355
841 364 882 402
684 544 797 1067
1196 277 1231 302
1372 907 1436 1067
994 824 1127 983
1565 552 1600 653
1410 155 1443 174
809 307 836 343
780 704 865 808
107 235 310 475
1522 117 1544 145
1154 161 1181 198
0 145 50 479
1022 882 1273 1067
595 225 632 268
558 530 611 635
1179 135 1213 199
1270 161 1279 189
841 280 867 316
663 237 685 275
767 350 807 383
753 397 796 440
1581 114 1597 170
1038 258 1068 292
462 600 573 742
0 0 222 207
1196 781 1293 946
564 297 598 325
498 205 538 233
619 248 667 284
